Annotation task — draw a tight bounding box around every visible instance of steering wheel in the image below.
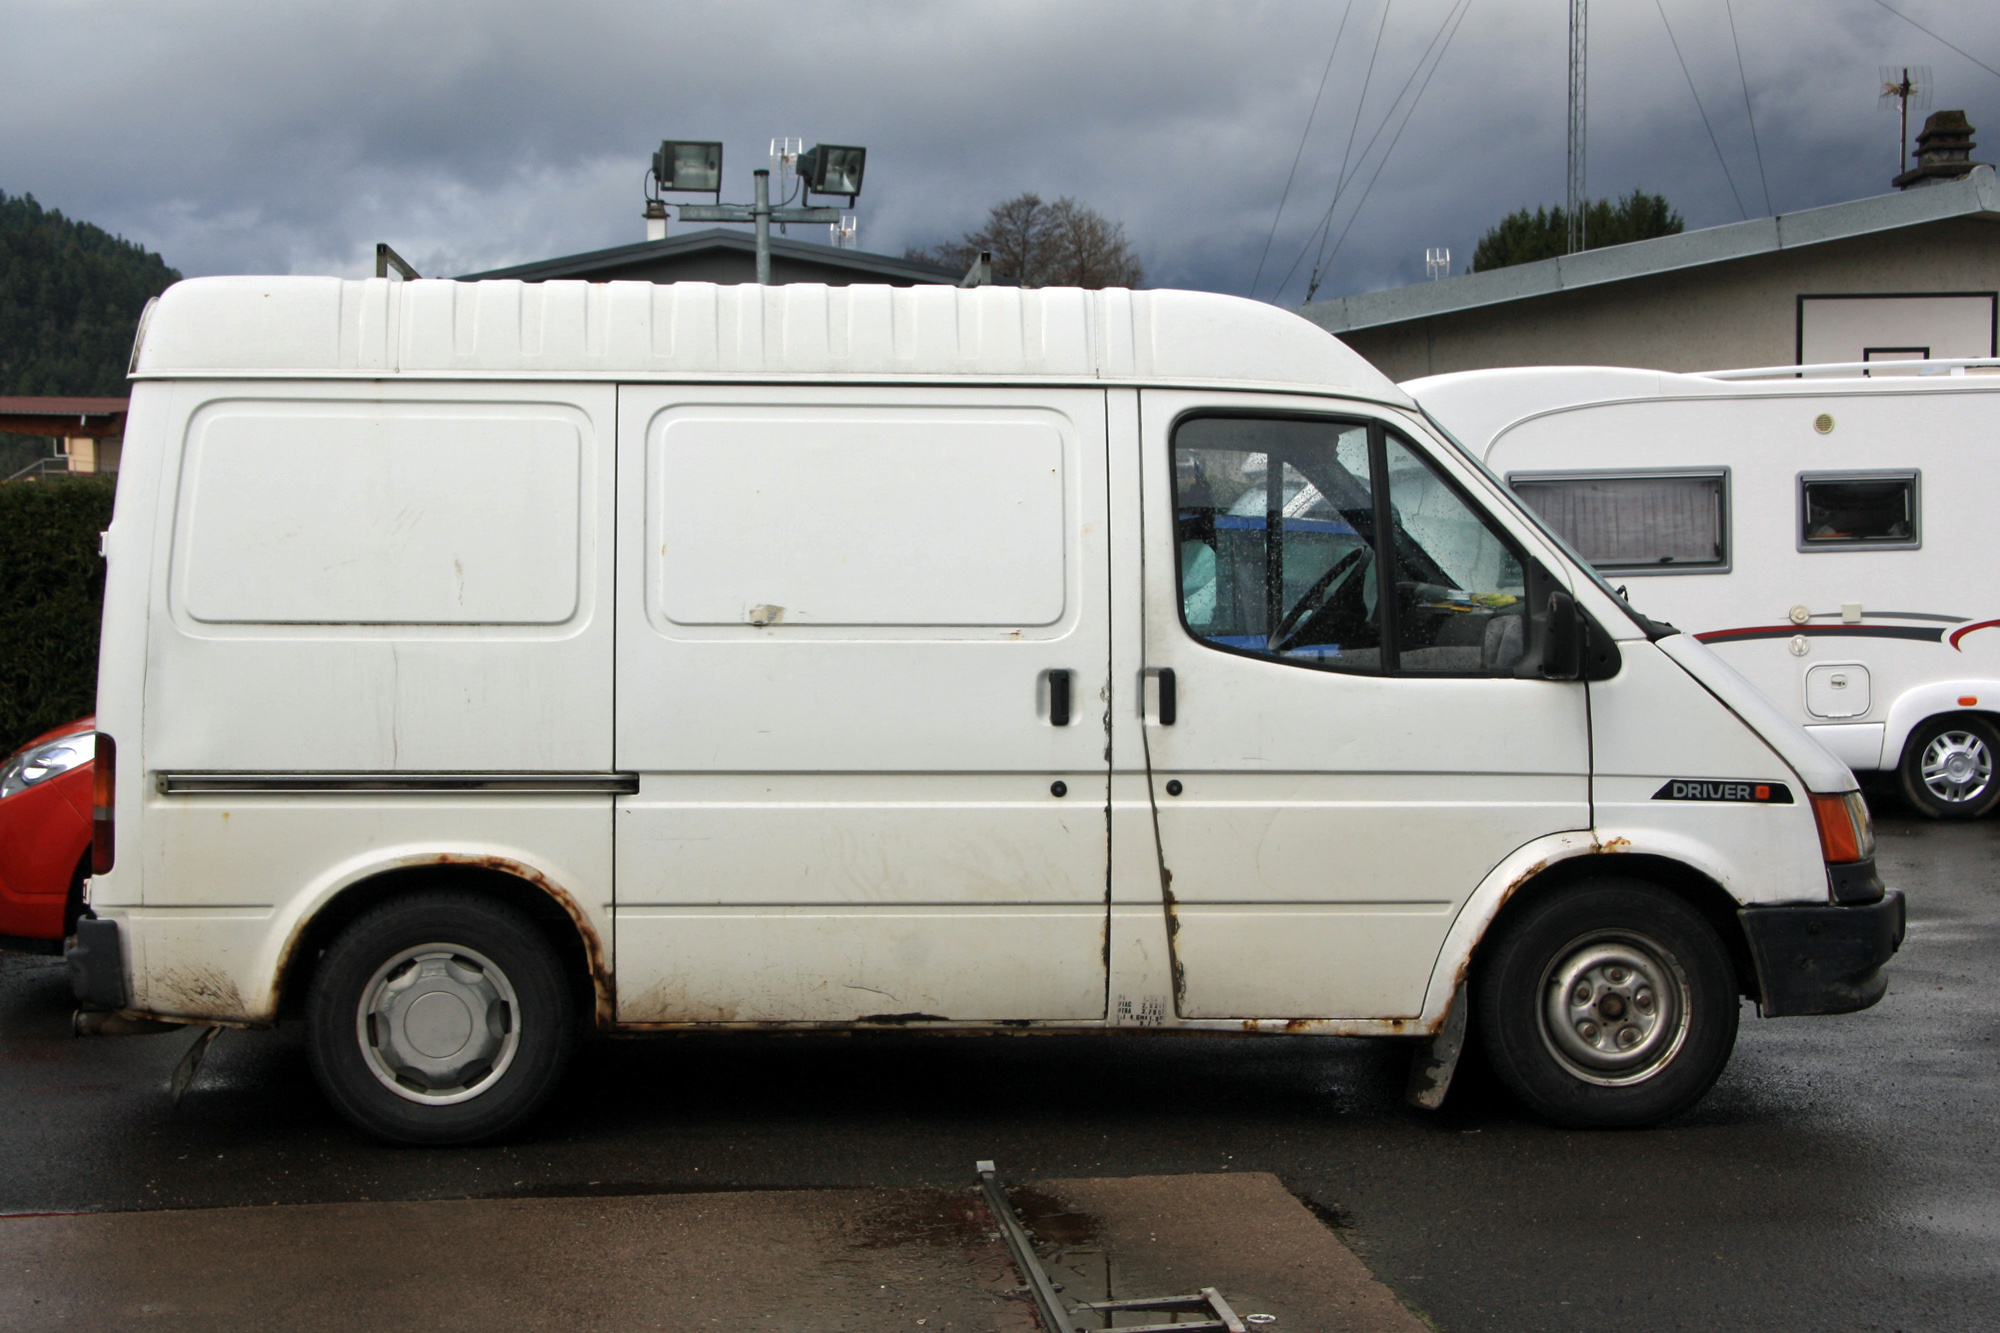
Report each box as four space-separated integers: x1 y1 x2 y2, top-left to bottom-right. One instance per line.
1269 546 1369 653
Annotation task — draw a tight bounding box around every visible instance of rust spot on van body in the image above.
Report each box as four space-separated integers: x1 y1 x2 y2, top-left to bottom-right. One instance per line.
432 854 615 1028
1160 869 1186 1017
1600 836 1632 852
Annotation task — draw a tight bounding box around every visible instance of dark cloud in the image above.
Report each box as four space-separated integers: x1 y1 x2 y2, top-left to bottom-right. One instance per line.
3 0 1995 300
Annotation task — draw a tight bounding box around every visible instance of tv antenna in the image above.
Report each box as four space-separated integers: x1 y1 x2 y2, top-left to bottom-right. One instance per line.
1568 0 1587 254
1880 66 1932 177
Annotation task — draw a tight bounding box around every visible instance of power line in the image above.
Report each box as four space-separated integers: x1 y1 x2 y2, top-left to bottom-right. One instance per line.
1310 0 1478 291
1868 0 2000 82
1335 2 1395 212
1251 0 1355 301
1280 0 1472 302
1722 0 1774 215
1304 0 1473 299
1655 0 1750 221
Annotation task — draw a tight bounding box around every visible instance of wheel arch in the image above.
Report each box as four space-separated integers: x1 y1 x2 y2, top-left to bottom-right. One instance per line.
1476 854 1761 1006
1880 679 2000 769
1420 832 1763 1030
273 856 611 1029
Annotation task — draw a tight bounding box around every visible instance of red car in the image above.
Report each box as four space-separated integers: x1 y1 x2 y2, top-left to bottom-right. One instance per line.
0 716 95 948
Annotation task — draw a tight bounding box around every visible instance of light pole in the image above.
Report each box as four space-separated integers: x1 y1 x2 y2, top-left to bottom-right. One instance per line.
650 140 867 285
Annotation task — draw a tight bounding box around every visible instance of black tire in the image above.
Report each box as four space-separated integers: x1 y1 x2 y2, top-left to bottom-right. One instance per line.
1475 879 1739 1128
306 891 575 1145
1897 714 2000 820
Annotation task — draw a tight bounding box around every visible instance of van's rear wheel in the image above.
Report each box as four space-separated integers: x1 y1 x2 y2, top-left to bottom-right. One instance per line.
307 892 574 1145
1898 715 2000 819
1475 879 1738 1128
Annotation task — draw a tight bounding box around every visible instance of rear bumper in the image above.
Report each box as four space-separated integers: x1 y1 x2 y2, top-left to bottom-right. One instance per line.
1740 889 1905 1018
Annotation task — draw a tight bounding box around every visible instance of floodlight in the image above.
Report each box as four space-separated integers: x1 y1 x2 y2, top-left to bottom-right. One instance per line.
798 143 866 199
652 140 724 197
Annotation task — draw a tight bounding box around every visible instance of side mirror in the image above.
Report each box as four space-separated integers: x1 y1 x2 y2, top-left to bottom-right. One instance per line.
1542 591 1582 680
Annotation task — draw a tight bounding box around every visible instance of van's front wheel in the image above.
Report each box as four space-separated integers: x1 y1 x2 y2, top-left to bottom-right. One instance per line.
1475 880 1738 1128
307 892 575 1145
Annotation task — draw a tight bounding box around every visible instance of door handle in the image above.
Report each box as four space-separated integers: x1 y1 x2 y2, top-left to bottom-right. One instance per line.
1152 668 1177 726
1048 669 1071 727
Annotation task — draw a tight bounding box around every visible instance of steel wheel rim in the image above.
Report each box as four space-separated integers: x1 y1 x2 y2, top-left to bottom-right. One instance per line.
1920 729 1993 805
356 943 521 1106
1538 930 1692 1087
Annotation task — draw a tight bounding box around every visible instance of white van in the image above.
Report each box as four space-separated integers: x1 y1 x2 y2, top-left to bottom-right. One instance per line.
68 278 1902 1143
1409 362 2000 819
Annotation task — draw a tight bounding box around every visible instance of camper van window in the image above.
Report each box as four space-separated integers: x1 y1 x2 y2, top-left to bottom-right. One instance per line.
1172 415 1528 676
1506 470 1728 576
1798 471 1921 551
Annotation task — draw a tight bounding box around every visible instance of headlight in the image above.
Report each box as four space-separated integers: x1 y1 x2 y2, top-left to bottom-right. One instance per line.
0 732 95 800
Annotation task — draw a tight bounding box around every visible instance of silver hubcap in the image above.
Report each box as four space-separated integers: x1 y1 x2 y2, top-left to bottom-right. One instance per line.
357 944 520 1105
1920 730 1993 805
1540 931 1691 1086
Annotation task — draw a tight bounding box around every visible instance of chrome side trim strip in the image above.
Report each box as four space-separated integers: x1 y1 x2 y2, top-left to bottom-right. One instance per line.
157 772 640 795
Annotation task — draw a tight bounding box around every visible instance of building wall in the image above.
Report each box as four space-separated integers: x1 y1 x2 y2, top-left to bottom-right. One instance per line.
1337 216 2000 381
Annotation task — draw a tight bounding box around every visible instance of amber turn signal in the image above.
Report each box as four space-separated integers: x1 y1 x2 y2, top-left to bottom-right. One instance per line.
1810 790 1873 864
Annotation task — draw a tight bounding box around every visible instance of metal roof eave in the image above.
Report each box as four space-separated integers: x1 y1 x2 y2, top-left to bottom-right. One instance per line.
1300 166 2000 336
457 228 964 285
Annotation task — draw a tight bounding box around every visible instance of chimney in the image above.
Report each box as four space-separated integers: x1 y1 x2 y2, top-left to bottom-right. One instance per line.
644 199 668 242
1894 110 1991 189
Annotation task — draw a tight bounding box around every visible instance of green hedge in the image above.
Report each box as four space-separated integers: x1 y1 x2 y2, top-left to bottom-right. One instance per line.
0 475 115 754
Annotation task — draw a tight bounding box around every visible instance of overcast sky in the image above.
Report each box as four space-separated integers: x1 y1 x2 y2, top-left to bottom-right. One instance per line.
4 0 1997 303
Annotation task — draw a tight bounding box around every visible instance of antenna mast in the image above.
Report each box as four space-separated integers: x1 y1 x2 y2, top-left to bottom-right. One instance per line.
1879 66 1931 178
1568 0 1588 254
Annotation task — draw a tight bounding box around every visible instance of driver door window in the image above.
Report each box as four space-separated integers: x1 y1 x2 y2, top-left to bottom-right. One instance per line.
1173 416 1527 676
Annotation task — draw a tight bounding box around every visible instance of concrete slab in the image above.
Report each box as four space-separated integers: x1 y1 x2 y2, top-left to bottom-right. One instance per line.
0 1174 1425 1332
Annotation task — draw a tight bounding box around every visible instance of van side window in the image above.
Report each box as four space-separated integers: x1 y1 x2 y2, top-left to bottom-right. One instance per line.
1507 470 1728 574
1172 416 1528 676
1798 471 1920 550
1384 436 1528 674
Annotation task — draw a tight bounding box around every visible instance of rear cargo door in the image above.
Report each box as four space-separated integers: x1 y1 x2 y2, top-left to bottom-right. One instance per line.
613 386 1113 1023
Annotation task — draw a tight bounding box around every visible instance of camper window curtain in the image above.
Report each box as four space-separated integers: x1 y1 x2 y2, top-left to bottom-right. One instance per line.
1509 473 1726 571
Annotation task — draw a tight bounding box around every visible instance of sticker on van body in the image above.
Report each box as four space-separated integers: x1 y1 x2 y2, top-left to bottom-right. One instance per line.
1651 779 1794 804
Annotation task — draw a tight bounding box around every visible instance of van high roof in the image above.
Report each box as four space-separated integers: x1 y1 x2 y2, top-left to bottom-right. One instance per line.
132 277 1412 405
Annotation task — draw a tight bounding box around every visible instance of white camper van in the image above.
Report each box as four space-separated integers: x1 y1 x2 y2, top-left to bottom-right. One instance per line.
68 278 1901 1143
1409 362 2000 820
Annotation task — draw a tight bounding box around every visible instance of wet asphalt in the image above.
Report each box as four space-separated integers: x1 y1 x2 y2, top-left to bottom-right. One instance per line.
1 804 1994 1333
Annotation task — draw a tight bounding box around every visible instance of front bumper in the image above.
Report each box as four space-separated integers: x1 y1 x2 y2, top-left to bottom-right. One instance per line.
1740 887 1905 1018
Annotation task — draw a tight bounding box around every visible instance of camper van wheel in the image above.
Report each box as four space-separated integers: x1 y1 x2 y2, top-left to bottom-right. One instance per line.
306 891 576 1146
1475 878 1738 1129
1898 715 2000 820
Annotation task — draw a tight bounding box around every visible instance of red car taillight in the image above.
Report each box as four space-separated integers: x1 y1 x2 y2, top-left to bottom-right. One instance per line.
92 733 115 874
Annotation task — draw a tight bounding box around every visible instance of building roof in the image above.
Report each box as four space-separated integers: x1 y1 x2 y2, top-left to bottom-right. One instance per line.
0 396 129 436
458 228 965 286
130 277 1412 405
1301 165 2000 336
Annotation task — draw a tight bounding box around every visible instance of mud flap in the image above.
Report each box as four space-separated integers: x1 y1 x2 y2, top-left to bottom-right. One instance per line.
1405 982 1468 1111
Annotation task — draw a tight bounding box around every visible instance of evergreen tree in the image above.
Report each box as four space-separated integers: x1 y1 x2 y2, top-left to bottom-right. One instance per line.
1470 190 1684 272
0 190 180 475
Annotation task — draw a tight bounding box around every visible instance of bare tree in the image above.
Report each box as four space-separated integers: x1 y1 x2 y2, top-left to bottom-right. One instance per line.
906 192 1142 288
